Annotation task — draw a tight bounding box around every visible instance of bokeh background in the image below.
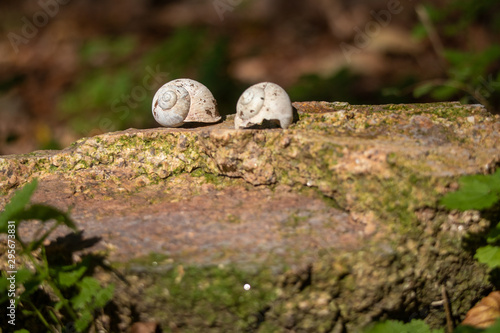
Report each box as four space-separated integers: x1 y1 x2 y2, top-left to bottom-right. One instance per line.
0 0 499 155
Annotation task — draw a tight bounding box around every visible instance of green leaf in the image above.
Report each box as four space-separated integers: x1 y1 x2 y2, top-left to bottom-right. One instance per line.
54 265 87 288
448 66 473 83
54 300 64 311
20 273 45 299
440 174 500 211
9 204 76 252
486 222 500 244
74 308 93 332
453 325 484 333
15 268 36 285
0 268 35 303
13 204 77 230
20 308 35 316
14 330 30 333
365 319 444 333
71 277 98 310
413 83 436 98
70 277 114 331
94 282 115 308
488 169 500 192
475 245 500 269
431 84 458 100
0 179 38 233
71 277 114 310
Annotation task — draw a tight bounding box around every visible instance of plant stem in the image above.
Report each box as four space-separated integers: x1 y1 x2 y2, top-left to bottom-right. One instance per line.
28 300 53 331
442 285 454 333
415 4 447 71
39 247 79 322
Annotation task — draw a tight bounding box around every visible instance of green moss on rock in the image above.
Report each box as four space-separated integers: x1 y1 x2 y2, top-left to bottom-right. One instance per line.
116 257 278 332
1 102 499 331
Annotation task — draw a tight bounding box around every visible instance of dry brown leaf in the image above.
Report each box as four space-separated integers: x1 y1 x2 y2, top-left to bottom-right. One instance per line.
462 291 500 328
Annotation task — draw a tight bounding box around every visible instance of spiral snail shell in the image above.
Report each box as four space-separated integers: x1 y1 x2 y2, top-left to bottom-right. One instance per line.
152 79 221 127
235 82 293 129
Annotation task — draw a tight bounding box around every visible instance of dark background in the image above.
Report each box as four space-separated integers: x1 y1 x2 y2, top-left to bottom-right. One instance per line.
0 0 499 154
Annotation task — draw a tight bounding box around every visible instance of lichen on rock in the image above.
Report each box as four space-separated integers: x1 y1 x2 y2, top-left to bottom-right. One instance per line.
1 101 499 332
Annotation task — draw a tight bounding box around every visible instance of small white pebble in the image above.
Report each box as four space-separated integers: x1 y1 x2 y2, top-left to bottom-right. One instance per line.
467 116 475 124
244 284 251 291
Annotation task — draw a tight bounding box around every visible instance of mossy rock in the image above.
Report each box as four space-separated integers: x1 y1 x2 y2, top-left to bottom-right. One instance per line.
1 101 499 332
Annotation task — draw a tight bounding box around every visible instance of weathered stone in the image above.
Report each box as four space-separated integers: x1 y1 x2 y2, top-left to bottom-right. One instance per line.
1 101 499 332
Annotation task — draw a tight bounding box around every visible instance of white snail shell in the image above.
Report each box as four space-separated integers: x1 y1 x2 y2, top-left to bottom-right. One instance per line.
235 82 293 129
152 79 221 127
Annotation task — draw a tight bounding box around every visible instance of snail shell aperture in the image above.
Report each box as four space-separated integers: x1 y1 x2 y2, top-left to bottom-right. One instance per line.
235 82 293 129
152 79 221 127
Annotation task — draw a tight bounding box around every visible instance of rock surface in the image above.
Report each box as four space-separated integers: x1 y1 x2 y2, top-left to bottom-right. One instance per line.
1 101 499 332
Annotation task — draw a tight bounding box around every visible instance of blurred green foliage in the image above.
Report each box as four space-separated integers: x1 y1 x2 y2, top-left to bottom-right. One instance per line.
365 169 500 332
288 68 412 105
412 45 500 109
410 1 500 112
58 35 140 135
56 0 500 138
420 0 500 37
440 169 500 270
58 28 240 136
0 180 115 332
288 69 359 104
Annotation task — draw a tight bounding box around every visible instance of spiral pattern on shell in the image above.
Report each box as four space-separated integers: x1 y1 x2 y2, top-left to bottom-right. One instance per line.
152 85 190 127
237 87 265 121
152 79 221 128
235 82 293 129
